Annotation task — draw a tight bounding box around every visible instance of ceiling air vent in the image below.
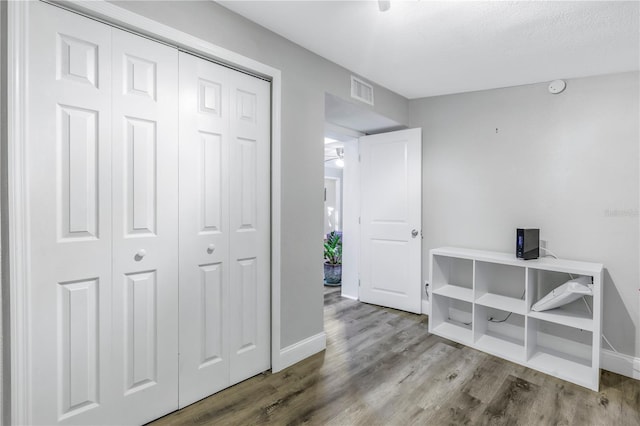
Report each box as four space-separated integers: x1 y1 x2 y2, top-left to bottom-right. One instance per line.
350 76 374 106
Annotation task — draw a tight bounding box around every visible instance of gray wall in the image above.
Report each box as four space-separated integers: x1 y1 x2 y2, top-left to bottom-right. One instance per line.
410 72 640 357
107 0 409 348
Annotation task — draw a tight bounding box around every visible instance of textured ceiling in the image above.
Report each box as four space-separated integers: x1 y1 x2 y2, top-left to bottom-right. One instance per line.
218 0 640 99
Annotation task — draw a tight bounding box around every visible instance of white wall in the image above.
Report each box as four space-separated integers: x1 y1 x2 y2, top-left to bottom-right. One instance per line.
105 0 410 348
410 72 640 358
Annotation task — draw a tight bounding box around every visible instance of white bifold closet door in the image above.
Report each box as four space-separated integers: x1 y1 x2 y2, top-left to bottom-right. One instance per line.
178 52 271 408
109 27 179 425
27 4 114 424
27 2 179 424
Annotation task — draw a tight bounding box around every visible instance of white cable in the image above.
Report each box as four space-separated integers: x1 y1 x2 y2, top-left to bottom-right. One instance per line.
540 246 559 259
602 335 618 353
583 296 619 353
540 247 575 279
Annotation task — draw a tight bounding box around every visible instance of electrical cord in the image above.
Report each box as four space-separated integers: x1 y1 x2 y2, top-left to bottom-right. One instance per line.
540 247 575 279
581 296 618 353
489 288 526 323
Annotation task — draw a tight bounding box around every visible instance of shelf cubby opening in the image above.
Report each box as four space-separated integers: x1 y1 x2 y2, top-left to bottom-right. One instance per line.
526 318 593 387
527 269 594 330
431 255 473 302
475 261 526 315
430 295 472 344
474 305 525 362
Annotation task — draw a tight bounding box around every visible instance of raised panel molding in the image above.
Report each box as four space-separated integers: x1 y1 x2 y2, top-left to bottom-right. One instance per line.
58 278 99 419
237 258 257 354
199 79 222 116
369 141 408 223
237 138 257 230
124 271 158 394
200 263 223 367
125 55 157 100
57 33 98 87
200 131 222 234
57 105 99 241
125 117 157 236
236 89 256 123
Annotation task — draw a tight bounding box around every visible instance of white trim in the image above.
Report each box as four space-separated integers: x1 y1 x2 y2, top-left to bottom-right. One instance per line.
8 0 283 420
421 299 430 315
601 349 640 380
277 332 327 371
8 1 31 424
270 76 283 372
340 293 358 301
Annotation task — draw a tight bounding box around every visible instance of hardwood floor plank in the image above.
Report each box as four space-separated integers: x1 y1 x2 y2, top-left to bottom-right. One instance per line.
149 286 640 426
479 375 540 426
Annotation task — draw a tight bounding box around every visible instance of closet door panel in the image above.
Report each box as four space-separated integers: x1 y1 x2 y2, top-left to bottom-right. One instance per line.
111 28 179 424
229 73 271 384
27 2 113 424
178 52 231 408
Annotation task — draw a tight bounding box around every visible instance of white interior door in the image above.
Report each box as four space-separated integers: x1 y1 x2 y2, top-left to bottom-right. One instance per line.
228 62 271 385
25 2 269 422
27 3 179 424
27 3 113 424
178 52 271 407
178 52 231 407
359 128 422 313
110 28 179 424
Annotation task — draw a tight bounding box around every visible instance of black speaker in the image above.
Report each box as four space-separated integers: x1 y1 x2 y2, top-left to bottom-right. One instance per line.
516 228 539 260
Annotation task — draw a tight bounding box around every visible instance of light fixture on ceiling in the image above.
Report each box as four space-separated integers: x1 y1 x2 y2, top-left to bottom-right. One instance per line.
335 148 344 167
378 0 391 12
325 147 345 168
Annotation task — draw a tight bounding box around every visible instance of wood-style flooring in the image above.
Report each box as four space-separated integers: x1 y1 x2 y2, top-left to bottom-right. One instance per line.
151 286 640 425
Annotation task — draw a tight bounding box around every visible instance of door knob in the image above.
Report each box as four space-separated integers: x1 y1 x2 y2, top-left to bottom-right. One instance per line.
411 229 419 238
135 249 147 261
207 244 216 254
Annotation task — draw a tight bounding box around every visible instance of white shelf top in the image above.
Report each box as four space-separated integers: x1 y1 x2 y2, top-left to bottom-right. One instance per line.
528 302 593 331
431 247 603 275
476 292 527 315
432 284 473 302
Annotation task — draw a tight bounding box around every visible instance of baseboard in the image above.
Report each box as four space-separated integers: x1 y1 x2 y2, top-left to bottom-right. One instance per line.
421 299 430 315
601 349 640 380
274 331 326 373
341 293 358 301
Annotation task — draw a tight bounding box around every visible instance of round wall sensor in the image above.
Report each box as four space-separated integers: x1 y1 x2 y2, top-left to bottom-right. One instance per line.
548 79 566 94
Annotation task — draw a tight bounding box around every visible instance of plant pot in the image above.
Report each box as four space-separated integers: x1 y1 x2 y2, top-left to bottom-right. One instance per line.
324 263 342 285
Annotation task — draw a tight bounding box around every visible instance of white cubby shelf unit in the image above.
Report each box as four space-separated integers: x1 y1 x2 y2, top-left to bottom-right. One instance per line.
428 247 603 391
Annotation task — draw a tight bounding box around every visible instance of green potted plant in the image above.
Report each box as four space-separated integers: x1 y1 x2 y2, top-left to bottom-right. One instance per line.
324 231 342 285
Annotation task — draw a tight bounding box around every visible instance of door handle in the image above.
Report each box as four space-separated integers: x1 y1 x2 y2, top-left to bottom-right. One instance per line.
411 229 419 238
135 249 147 261
207 244 216 254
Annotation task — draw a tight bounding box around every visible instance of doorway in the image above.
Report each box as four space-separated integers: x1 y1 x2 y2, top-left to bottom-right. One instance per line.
323 93 417 304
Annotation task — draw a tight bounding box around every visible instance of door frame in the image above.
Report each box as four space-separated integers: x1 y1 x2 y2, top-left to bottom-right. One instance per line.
323 176 341 235
6 1 283 423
